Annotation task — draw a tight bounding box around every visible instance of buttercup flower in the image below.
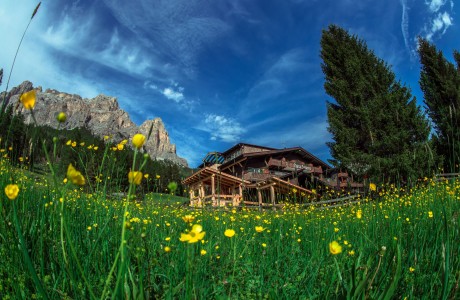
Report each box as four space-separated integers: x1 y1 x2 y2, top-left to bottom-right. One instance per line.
179 224 206 243
255 226 265 233
56 112 67 123
128 171 143 185
20 90 36 110
182 215 195 223
356 210 362 219
5 184 19 200
369 183 377 192
224 229 235 238
329 241 342 255
132 133 146 149
67 164 86 186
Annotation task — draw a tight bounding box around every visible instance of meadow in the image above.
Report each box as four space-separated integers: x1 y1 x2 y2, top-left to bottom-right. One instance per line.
0 122 459 299
1 3 458 299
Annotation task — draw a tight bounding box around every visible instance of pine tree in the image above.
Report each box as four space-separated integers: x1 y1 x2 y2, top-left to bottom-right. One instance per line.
418 38 460 171
320 25 433 182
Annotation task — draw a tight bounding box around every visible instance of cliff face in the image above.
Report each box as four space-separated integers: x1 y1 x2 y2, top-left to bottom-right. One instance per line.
4 81 188 167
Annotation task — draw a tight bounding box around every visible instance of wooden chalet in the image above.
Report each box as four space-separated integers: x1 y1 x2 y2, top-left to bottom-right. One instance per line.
182 143 363 207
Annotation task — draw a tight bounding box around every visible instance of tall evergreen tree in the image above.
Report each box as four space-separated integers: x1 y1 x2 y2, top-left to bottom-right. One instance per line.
320 25 432 182
418 38 460 171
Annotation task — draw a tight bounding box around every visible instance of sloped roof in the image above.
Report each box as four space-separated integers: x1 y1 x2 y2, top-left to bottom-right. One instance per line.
221 142 276 156
182 166 250 187
220 146 331 170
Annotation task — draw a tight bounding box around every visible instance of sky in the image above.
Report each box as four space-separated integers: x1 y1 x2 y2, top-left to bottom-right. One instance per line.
0 0 458 167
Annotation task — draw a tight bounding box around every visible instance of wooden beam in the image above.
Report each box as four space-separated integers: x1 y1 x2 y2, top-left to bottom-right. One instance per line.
211 174 216 203
270 185 275 206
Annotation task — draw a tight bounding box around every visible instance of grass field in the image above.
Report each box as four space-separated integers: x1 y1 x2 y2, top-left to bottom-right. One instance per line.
1 147 459 299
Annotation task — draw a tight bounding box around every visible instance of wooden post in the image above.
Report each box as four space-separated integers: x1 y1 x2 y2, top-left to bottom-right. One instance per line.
270 185 275 208
211 174 216 203
258 188 262 208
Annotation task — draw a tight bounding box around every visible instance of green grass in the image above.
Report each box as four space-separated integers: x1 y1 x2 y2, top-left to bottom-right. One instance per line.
1 150 459 299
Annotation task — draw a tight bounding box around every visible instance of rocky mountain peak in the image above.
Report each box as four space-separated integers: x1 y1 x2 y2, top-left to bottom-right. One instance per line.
3 81 188 167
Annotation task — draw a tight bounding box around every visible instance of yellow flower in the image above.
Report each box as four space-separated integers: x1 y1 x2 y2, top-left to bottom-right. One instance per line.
348 250 355 256
144 173 149 179
179 224 206 243
200 249 207 256
224 229 235 238
409 267 415 273
255 226 265 233
369 183 377 192
182 215 195 223
356 210 362 219
156 174 161 179
66 140 72 146
20 90 36 109
66 164 86 186
128 171 143 185
329 241 342 255
56 112 67 123
121 139 128 145
117 143 124 151
164 246 171 253
4 184 19 200
261 243 267 248
132 133 146 149
71 141 76 147
428 211 433 218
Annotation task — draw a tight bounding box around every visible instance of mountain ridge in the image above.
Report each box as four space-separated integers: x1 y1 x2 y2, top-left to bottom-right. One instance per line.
2 81 188 167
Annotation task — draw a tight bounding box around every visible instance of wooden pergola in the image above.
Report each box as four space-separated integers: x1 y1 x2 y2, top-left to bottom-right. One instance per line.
245 176 314 207
182 166 250 207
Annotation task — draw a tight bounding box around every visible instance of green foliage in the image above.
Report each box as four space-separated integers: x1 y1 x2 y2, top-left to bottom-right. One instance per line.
320 25 433 183
0 112 190 196
418 38 460 172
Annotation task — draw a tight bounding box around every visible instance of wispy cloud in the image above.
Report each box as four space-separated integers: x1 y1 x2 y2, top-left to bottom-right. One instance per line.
147 82 198 111
248 117 331 153
101 0 232 78
162 87 184 102
200 114 246 142
239 47 321 118
425 0 447 13
425 11 453 41
400 0 454 57
400 0 415 60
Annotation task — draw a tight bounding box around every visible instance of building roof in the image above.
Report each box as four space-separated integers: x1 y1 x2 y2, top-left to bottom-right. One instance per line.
182 166 250 187
219 146 331 170
220 142 276 156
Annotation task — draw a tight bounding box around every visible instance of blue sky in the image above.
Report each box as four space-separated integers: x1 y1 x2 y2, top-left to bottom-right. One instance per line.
0 0 458 167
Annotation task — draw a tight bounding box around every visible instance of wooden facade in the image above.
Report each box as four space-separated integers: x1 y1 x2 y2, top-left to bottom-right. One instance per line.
182 143 363 207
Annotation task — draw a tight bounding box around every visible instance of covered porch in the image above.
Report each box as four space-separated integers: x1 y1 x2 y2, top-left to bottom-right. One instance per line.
182 166 250 207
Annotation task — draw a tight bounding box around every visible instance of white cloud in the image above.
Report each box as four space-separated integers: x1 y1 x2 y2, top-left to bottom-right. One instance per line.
425 0 447 12
162 87 184 102
202 114 246 142
425 11 454 40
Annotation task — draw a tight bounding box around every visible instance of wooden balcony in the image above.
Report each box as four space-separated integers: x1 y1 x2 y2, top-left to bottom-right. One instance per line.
243 172 272 182
267 158 322 173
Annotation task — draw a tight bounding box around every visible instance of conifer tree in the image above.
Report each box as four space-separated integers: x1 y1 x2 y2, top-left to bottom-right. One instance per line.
320 25 432 182
418 38 460 171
